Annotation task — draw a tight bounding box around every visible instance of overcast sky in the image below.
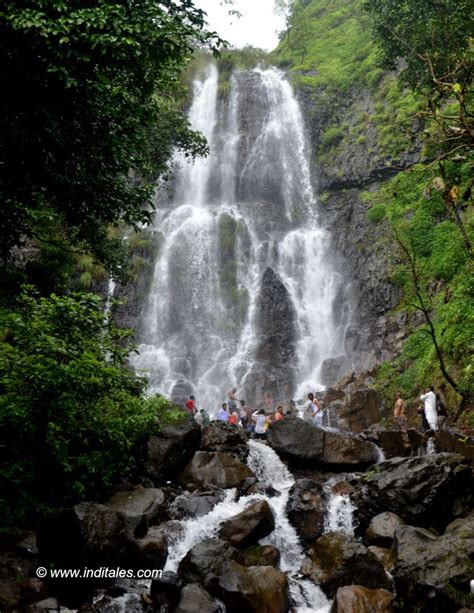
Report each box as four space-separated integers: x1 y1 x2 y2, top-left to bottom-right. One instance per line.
194 0 285 51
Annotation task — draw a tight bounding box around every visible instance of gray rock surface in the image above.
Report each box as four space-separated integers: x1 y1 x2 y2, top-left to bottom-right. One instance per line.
286 479 326 542
178 451 255 489
219 500 275 549
365 512 405 547
201 421 249 462
330 585 394 613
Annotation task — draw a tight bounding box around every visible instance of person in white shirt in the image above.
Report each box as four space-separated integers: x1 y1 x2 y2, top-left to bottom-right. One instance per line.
252 409 268 439
420 386 438 430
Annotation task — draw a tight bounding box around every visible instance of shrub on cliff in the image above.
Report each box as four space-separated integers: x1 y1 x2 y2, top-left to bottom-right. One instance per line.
0 289 165 534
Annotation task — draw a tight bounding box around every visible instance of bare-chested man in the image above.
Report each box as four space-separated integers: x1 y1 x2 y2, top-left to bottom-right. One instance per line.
394 391 409 446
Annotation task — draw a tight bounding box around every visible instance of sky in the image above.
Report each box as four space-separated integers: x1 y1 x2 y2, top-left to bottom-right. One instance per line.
194 0 285 51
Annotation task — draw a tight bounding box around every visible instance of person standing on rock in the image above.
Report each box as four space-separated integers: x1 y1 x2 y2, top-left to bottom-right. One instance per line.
185 395 196 415
420 386 439 431
227 387 238 412
199 408 210 428
436 392 448 429
274 406 285 420
394 391 410 447
239 399 249 429
217 403 229 422
312 396 323 427
252 409 267 439
304 393 316 423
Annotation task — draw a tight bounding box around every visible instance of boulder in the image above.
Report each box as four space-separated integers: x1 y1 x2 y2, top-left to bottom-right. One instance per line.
132 531 168 569
331 585 394 613
234 545 280 568
150 571 183 612
365 512 405 547
105 488 165 533
286 479 326 542
368 546 392 570
175 584 220 613
178 452 255 489
320 356 349 387
354 453 472 531
267 416 378 467
25 597 60 613
267 415 324 461
219 500 275 549
301 532 392 598
201 421 249 462
323 430 378 465
144 408 201 480
178 539 235 587
215 560 289 613
363 429 425 459
0 578 47 612
389 518 474 611
170 489 225 519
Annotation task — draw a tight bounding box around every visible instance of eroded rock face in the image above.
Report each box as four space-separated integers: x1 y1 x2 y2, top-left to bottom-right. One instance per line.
354 453 472 530
286 479 326 542
301 532 392 598
331 585 394 613
219 500 275 549
390 518 474 611
178 452 255 489
144 408 201 480
201 421 249 462
244 267 297 406
365 512 405 548
267 416 378 467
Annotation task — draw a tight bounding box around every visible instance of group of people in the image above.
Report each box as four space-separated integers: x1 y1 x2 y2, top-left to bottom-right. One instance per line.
184 386 290 439
393 385 449 433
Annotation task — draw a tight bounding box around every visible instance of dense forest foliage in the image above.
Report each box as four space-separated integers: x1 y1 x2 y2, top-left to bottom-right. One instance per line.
274 0 473 420
0 0 222 535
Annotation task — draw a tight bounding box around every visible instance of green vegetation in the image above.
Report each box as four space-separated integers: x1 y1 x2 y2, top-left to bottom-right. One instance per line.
0 290 170 533
366 163 473 415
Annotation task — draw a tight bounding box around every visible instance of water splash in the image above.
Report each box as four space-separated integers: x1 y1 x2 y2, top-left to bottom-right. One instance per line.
324 491 357 536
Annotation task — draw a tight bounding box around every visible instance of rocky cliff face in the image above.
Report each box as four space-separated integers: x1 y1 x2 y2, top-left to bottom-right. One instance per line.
296 82 421 380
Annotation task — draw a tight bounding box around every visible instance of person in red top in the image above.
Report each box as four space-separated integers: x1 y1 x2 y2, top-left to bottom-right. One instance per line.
274 406 284 420
185 395 196 414
228 410 239 426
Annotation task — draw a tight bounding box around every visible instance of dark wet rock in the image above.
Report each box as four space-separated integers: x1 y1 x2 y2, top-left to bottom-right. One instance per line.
267 415 324 461
365 512 405 547
132 531 168 570
219 500 275 549
326 387 385 433
214 560 289 613
170 379 194 408
363 428 425 459
201 421 249 462
175 583 220 613
234 545 280 568
143 408 201 481
244 267 297 406
330 585 394 613
354 453 472 531
267 416 378 467
286 479 326 542
320 356 350 388
301 532 391 598
105 488 165 536
178 451 255 489
150 571 183 612
37 502 135 567
170 489 225 519
0 578 47 612
390 517 474 611
435 429 474 464
25 597 60 612
178 539 235 587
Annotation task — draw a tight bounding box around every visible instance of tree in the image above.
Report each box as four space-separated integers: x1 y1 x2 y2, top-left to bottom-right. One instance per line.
0 289 168 531
0 1 224 276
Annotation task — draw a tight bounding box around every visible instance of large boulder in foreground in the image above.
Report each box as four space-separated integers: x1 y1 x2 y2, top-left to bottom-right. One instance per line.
175 584 220 613
267 415 378 467
390 517 474 611
286 479 326 542
201 421 249 462
354 453 472 530
365 512 405 548
144 408 201 480
105 488 165 533
330 585 394 613
219 500 275 549
178 539 235 587
301 532 391 598
178 451 255 489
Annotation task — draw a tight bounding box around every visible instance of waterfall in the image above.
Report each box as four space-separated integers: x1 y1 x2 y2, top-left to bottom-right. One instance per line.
131 60 349 410
323 493 357 535
161 440 330 612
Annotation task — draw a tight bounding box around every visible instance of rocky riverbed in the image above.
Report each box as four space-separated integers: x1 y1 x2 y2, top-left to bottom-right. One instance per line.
1 412 473 612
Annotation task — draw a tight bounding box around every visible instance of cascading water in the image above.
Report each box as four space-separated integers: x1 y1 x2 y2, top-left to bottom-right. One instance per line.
161 440 330 612
131 61 350 410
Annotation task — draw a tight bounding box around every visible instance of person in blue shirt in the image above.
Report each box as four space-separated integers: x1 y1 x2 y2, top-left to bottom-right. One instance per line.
217 403 229 422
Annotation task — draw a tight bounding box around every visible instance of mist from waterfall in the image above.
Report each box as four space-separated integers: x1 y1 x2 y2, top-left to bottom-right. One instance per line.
131 61 350 410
